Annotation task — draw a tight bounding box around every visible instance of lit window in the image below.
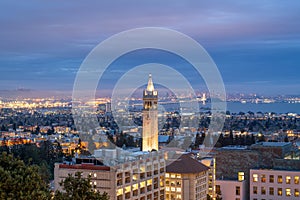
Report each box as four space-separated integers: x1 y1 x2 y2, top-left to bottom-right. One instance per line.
125 186 130 193
176 174 181 178
269 175 274 183
117 188 123 196
253 186 258 194
261 174 266 183
132 184 138 190
269 187 274 195
94 173 97 178
166 187 170 191
286 188 291 196
261 187 266 195
176 188 181 192
140 181 145 188
278 188 282 196
295 176 299 184
171 187 176 192
171 174 176 178
286 176 291 184
132 174 138 181
238 172 244 181
253 174 258 182
165 173 170 178
94 181 96 185
176 194 181 199
147 179 152 186
278 176 282 184
295 189 299 197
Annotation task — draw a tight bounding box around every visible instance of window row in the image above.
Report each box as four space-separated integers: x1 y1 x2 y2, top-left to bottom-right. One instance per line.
252 174 299 184
253 186 299 197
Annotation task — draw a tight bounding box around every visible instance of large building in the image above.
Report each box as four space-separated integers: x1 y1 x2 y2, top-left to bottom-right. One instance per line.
250 168 300 200
200 157 216 198
165 154 210 200
55 152 166 200
215 172 247 200
215 142 300 200
142 74 158 151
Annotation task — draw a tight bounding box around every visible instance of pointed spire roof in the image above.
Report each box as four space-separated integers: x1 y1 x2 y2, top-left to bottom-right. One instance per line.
146 73 154 91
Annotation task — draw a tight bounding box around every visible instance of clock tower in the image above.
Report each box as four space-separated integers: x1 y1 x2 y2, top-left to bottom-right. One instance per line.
142 74 158 151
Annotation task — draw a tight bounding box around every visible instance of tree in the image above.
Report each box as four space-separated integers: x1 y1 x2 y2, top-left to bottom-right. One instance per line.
0 152 51 200
207 194 213 200
54 172 109 200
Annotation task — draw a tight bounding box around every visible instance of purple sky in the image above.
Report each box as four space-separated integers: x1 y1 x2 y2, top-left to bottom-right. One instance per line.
0 1 300 95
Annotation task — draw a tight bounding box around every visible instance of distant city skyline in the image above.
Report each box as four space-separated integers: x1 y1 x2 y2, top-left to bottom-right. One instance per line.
0 1 300 95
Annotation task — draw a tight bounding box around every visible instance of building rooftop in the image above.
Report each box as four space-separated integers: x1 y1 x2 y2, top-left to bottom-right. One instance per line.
255 142 291 147
220 145 248 150
166 154 209 174
59 163 110 171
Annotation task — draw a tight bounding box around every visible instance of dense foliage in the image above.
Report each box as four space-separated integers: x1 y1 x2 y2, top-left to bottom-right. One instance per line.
54 172 109 200
0 152 51 200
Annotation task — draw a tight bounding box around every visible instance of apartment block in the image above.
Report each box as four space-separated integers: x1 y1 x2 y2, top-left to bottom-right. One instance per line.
250 169 300 200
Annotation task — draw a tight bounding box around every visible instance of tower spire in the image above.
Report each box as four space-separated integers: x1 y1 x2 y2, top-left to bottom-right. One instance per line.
147 73 154 92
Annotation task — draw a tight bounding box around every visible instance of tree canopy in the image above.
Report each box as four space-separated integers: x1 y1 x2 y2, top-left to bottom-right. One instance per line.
54 172 109 200
0 152 51 200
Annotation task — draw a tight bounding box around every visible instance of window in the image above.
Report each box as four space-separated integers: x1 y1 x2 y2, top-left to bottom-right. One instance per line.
253 174 258 182
295 189 299 197
286 176 291 184
278 188 282 196
216 185 221 195
269 187 274 195
269 175 274 183
286 188 291 196
261 187 266 195
261 174 266 183
295 176 299 184
238 172 244 181
253 186 258 194
278 175 282 183
236 186 240 195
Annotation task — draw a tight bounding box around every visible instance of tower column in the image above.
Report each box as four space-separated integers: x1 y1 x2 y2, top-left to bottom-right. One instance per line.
142 74 158 151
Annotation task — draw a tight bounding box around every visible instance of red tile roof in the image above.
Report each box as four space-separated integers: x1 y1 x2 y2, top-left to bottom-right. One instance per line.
59 164 110 171
166 154 210 174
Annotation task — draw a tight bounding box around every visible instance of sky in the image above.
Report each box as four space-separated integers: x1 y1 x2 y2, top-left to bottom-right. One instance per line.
0 0 300 96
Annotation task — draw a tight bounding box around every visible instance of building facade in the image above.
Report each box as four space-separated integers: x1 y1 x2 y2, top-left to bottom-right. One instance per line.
165 154 209 200
250 169 300 200
215 178 247 200
55 152 165 200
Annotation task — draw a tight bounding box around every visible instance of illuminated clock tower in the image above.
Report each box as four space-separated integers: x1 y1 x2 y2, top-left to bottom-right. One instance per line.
142 74 158 151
